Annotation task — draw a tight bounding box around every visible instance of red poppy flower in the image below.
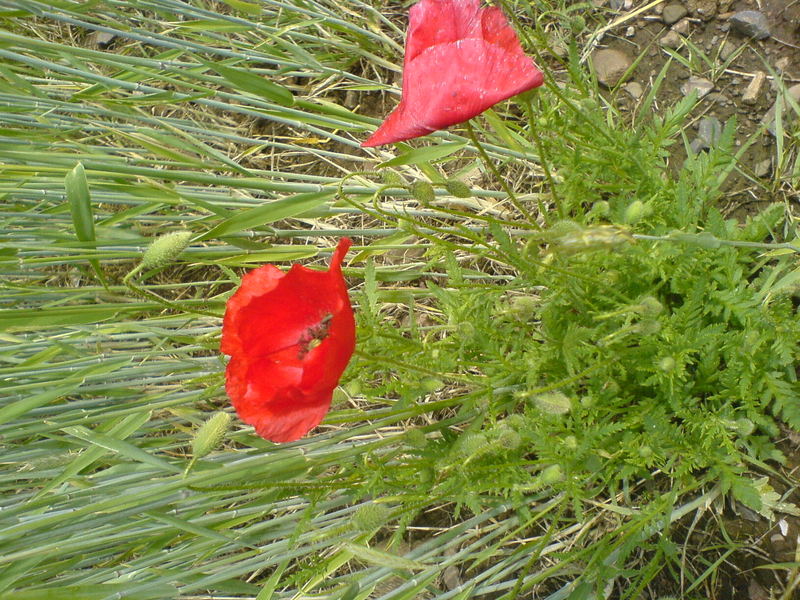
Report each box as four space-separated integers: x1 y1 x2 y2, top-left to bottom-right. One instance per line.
362 0 544 147
221 238 355 443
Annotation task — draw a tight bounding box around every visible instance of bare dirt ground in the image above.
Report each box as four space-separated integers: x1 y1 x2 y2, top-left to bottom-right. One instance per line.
593 0 800 219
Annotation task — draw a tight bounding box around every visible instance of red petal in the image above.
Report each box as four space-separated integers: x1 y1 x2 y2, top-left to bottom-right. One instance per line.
405 0 482 63
363 38 543 147
221 264 283 357
362 0 543 148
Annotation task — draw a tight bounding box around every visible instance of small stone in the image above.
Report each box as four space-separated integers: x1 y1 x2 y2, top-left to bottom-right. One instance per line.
592 48 633 87
742 71 766 105
88 31 117 49
729 11 770 40
624 81 644 99
660 30 683 49
671 18 691 34
762 84 800 136
719 40 736 61
706 92 730 105
625 25 636 38
754 159 771 178
681 76 714 98
690 116 723 153
687 0 718 21
662 3 688 25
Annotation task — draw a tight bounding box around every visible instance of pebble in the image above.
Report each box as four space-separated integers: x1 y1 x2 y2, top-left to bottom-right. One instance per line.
592 48 633 87
762 84 800 136
660 30 683 49
728 11 770 40
662 3 688 25
754 159 771 178
690 116 723 153
625 26 636 38
775 57 790 75
706 92 731 106
680 76 714 98
672 18 691 35
742 71 766 105
719 40 736 61
88 31 117 49
687 0 718 21
624 81 644 99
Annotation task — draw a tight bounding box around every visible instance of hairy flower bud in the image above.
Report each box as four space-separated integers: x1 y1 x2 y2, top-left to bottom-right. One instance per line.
659 357 676 372
540 464 564 485
141 231 192 270
410 181 436 205
533 391 572 415
635 296 663 317
191 411 231 459
352 502 392 531
445 179 472 198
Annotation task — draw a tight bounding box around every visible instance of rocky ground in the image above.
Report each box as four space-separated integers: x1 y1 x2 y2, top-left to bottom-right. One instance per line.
589 0 800 218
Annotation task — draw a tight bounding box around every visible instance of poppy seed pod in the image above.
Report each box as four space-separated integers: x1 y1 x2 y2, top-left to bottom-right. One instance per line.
362 0 544 147
221 238 356 443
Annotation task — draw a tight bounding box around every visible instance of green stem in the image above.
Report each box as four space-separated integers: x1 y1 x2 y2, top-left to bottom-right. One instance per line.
465 120 537 226
124 267 220 318
523 98 565 221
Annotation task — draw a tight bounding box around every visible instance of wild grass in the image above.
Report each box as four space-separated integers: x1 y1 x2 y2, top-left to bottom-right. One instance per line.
2 1 800 599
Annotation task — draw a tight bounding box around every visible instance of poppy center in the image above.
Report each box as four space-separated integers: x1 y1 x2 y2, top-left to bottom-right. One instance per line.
298 313 333 359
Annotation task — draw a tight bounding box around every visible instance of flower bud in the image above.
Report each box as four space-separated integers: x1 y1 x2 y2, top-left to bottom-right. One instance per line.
533 391 572 415
569 15 586 33
508 296 538 319
623 200 647 224
352 502 392 531
496 426 522 450
420 377 444 393
381 170 405 187
540 464 564 485
191 411 231 459
505 414 527 431
547 223 633 255
635 296 663 317
659 357 676 372
410 181 436 205
735 418 755 437
445 179 472 198
454 432 489 458
406 428 428 448
635 319 662 336
141 231 192 270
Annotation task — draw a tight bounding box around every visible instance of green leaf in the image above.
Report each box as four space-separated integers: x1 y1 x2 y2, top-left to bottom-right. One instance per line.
342 542 426 571
61 425 183 474
208 62 294 107
219 0 262 14
730 477 762 512
65 162 95 243
0 585 175 600
378 142 468 167
197 190 335 240
35 411 152 499
0 383 81 427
